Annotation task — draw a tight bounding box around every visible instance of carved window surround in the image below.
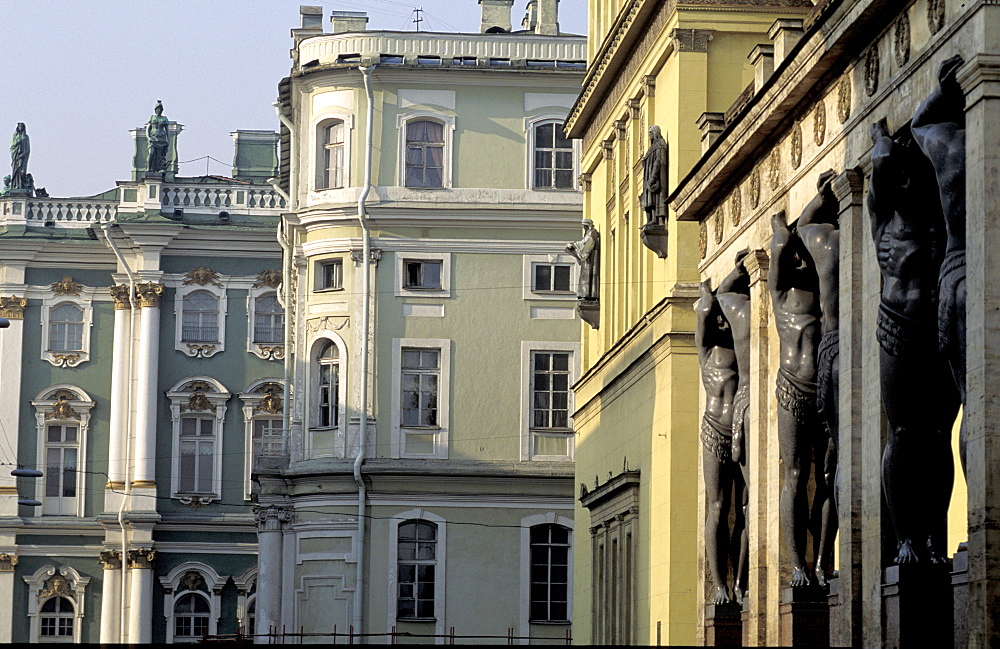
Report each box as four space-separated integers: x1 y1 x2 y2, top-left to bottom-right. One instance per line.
38 278 97 368
239 378 285 500
159 562 228 643
173 268 230 358
395 110 457 190
31 385 94 518
523 113 582 192
167 377 230 505
24 564 91 643
247 270 285 361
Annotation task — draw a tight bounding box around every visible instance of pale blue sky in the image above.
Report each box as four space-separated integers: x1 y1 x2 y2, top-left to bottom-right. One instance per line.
0 0 587 198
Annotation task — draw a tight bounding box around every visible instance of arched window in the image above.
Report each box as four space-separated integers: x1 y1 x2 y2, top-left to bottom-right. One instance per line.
317 342 340 429
173 592 211 642
405 120 445 188
48 303 84 352
397 520 437 620
182 291 220 343
318 120 345 189
253 294 283 344
532 121 575 189
529 524 571 622
39 596 75 641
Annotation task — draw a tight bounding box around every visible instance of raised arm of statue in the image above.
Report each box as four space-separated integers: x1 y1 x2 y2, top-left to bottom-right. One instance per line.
694 279 716 366
768 211 793 295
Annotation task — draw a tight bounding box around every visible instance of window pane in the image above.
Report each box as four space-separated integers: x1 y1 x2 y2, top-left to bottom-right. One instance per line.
47 425 62 442
422 262 441 289
552 353 569 372
420 350 439 368
535 264 551 291
555 170 574 189
64 425 78 442
553 265 571 291
198 441 214 492
63 448 77 497
45 448 61 497
535 123 553 146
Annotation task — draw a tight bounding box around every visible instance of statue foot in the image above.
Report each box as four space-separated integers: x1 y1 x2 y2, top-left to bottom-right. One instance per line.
712 586 731 605
790 566 812 588
895 539 920 564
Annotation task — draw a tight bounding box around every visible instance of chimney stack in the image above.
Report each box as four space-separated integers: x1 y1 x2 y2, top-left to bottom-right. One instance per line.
536 0 559 36
480 0 513 33
330 11 368 34
292 6 324 45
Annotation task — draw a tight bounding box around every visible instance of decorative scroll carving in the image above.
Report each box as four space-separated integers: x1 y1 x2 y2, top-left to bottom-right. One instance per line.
0 553 17 571
182 392 215 413
50 354 82 368
186 343 217 358
791 122 803 169
49 389 77 401
253 269 282 289
748 169 761 210
46 400 80 420
928 0 945 35
713 208 725 244
837 77 852 124
894 14 910 67
109 284 132 310
127 548 157 569
253 504 294 531
0 296 27 319
50 276 82 296
864 45 880 97
134 282 164 308
256 345 285 362
814 101 827 146
183 267 222 287
40 573 73 599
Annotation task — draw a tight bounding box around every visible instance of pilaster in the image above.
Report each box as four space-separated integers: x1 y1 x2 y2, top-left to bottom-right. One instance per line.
254 504 294 642
107 285 132 499
127 548 156 644
132 282 163 508
99 550 122 644
0 294 26 516
0 553 18 643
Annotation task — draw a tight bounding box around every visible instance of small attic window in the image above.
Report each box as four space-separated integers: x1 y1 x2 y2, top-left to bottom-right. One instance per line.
337 53 362 64
417 56 441 66
489 58 511 67
381 54 404 64
526 60 556 68
485 26 508 34
452 57 477 66
556 60 587 70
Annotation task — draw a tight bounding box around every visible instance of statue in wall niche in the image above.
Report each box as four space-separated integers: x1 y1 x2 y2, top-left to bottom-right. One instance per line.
768 209 822 588
868 117 958 564
796 170 840 585
641 125 669 227
566 219 600 300
9 122 29 191
911 55 968 477
695 277 747 605
146 100 170 173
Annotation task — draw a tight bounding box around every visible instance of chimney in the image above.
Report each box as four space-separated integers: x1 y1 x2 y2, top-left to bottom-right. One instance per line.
521 1 537 31
480 0 513 33
231 131 279 182
536 0 559 35
292 6 324 45
768 18 804 65
748 44 775 93
330 11 368 34
696 112 726 153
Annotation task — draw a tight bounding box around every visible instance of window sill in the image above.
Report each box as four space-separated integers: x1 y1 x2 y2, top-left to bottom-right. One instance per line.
529 620 571 625
313 287 345 293
396 617 436 623
530 428 574 434
402 286 443 292
531 187 577 192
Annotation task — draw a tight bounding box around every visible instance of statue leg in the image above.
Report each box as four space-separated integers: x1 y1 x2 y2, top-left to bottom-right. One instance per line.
734 456 750 604
811 426 837 584
704 445 734 604
778 405 812 587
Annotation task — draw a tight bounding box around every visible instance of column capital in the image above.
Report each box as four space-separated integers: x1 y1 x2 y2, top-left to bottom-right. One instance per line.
109 285 132 310
100 550 122 570
670 28 713 53
832 167 865 208
743 249 770 285
253 504 294 531
134 282 164 308
127 548 156 569
0 553 18 571
0 296 27 319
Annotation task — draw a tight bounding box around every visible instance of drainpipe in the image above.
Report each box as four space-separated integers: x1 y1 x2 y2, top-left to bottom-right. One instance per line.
272 101 297 449
101 223 137 643
354 64 376 641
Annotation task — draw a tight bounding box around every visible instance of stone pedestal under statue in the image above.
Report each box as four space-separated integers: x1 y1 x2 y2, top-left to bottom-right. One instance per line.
704 602 742 647
882 562 953 649
951 545 969 649
779 585 829 648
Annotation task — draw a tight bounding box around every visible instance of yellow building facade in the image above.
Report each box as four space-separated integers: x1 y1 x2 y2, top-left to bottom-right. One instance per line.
565 1 811 645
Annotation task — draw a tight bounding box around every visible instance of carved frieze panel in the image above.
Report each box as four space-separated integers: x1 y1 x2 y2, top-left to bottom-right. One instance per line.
814 101 827 146
894 14 910 67
713 207 725 244
791 122 803 169
767 149 781 191
928 0 945 35
864 45 880 97
749 169 762 209
731 188 743 227
837 76 852 124
699 221 708 260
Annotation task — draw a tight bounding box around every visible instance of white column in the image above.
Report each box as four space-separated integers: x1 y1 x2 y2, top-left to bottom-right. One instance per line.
132 283 163 500
254 505 292 643
0 553 17 643
107 286 132 502
127 549 155 644
99 551 122 643
0 296 27 517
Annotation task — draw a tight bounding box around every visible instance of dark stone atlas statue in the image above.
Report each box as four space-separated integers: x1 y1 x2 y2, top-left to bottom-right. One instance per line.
146 100 170 174
869 113 958 564
696 270 748 605
769 169 841 588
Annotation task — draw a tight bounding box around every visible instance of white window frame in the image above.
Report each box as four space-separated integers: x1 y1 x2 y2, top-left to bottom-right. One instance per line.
159 562 228 644
306 333 349 459
314 257 345 292
167 377 230 505
396 111 456 189
39 286 96 368
386 509 447 637
391 338 451 459
31 385 94 517
174 279 229 358
520 342 580 461
394 252 451 299
311 112 354 192
524 114 581 191
519 513 574 640
233 567 257 636
247 284 285 360
239 378 285 500
522 253 579 301
24 565 90 644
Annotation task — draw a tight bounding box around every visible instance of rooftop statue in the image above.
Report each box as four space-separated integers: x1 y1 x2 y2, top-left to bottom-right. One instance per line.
146 100 169 173
9 122 29 191
868 117 958 565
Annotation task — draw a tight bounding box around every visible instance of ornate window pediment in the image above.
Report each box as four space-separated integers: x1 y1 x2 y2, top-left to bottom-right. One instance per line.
247 273 285 361
39 277 97 367
167 377 230 505
159 562 228 644
31 385 94 517
174 268 229 358
24 564 91 643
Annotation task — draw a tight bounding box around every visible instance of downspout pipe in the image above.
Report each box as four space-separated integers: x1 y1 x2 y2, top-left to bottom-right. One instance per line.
354 64 376 640
272 102 297 446
101 223 137 643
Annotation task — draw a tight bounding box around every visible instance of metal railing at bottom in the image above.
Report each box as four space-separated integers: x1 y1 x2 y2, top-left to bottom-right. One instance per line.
197 624 573 644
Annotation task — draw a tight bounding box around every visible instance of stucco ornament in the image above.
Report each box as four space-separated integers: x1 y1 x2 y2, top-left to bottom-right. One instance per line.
182 392 216 413
864 45 880 97
790 123 803 169
713 208 725 244
39 573 73 600
837 76 852 124
253 269 282 289
180 571 207 593
257 391 283 415
183 267 223 287
814 101 827 146
730 188 742 227
894 14 910 67
928 0 945 35
50 276 82 296
699 221 708 260
767 150 781 191
46 400 81 421
748 169 761 209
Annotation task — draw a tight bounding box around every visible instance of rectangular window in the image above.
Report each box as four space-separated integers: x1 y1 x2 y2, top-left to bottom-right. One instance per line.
531 352 570 429
44 424 78 501
323 122 345 189
401 349 439 428
533 122 575 190
405 120 445 188
397 521 437 620
533 264 572 293
530 524 571 622
178 417 215 494
252 418 283 459
403 260 442 290
316 259 344 291
452 56 477 66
